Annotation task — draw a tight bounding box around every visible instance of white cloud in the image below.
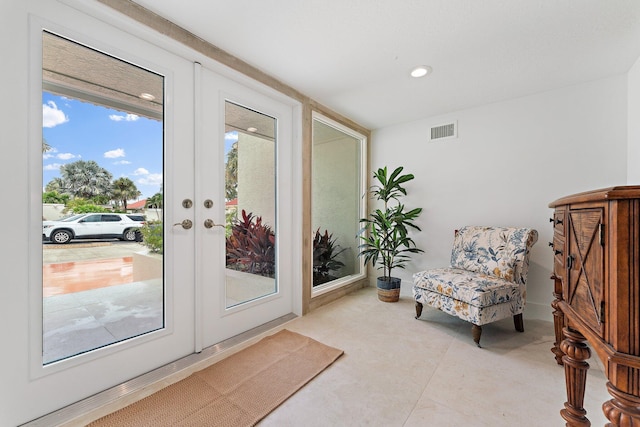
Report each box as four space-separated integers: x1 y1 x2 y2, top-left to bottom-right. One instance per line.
225 131 239 142
104 148 125 159
43 101 69 128
109 113 139 122
137 173 163 186
44 163 62 171
57 152 76 160
132 167 149 176
43 148 58 159
114 160 132 165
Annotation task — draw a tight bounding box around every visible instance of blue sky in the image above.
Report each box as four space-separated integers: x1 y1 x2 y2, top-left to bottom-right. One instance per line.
42 91 238 200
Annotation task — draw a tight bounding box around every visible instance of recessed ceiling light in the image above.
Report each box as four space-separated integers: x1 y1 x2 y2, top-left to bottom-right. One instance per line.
247 127 258 132
410 66 432 78
139 93 155 101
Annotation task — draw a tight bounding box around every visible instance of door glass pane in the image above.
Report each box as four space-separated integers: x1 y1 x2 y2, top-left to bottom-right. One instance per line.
224 101 277 308
312 116 364 289
42 32 164 364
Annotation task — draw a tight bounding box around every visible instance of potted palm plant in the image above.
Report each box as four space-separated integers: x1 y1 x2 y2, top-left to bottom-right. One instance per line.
358 166 423 302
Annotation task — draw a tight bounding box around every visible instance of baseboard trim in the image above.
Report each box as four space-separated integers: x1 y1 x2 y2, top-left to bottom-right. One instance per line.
525 301 553 322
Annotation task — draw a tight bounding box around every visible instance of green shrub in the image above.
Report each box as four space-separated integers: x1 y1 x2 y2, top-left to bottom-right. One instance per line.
63 198 110 214
140 221 163 254
42 191 69 204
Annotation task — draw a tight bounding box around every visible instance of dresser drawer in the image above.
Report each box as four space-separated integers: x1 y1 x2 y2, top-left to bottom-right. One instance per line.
551 209 565 234
552 235 565 279
550 207 566 279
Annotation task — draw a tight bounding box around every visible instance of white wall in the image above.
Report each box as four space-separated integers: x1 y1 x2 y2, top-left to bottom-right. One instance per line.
237 133 276 227
42 203 66 220
372 75 628 320
628 55 640 183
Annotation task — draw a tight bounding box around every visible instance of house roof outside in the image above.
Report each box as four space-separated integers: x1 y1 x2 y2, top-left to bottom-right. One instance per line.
127 199 147 210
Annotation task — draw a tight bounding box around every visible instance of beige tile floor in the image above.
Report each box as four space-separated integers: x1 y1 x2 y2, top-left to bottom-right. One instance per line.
258 285 611 427
48 285 612 427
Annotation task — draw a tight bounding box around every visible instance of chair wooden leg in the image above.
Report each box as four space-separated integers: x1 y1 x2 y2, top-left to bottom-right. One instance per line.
472 324 482 347
514 313 524 332
415 301 423 319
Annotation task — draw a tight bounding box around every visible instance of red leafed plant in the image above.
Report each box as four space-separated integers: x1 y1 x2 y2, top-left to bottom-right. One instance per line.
226 209 275 277
312 228 346 286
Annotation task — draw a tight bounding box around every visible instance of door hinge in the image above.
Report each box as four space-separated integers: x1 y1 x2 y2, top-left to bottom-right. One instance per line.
599 223 605 246
600 301 605 323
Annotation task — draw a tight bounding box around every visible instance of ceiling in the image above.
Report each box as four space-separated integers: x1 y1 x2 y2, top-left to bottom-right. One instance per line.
130 0 640 130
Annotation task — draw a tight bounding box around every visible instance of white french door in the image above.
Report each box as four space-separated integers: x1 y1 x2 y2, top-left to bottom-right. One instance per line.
196 65 295 348
29 13 198 418
24 4 298 422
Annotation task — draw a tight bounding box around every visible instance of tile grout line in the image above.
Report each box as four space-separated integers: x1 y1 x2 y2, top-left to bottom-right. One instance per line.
401 321 465 426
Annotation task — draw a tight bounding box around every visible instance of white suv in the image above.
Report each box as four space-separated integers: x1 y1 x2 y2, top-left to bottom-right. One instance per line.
43 213 146 244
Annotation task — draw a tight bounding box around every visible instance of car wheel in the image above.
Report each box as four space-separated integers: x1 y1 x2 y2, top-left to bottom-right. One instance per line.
51 230 72 244
123 229 138 241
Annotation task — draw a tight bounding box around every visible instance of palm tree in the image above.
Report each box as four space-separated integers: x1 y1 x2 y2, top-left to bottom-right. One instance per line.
145 191 163 220
42 137 51 153
45 177 64 193
57 160 113 200
145 192 163 209
112 177 142 211
225 142 238 201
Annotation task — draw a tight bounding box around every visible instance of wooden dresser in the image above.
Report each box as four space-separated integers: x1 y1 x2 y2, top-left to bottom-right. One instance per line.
549 186 640 426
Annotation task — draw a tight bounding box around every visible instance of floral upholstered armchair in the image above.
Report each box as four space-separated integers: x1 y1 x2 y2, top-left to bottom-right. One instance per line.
412 226 538 347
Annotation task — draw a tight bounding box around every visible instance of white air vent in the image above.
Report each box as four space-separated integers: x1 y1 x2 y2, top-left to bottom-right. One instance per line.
429 121 457 141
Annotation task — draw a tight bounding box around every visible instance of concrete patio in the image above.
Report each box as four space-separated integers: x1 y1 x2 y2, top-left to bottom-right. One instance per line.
42 241 276 364
43 279 163 364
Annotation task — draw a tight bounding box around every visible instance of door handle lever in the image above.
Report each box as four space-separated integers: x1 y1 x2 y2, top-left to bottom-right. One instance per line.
173 219 193 230
204 219 225 229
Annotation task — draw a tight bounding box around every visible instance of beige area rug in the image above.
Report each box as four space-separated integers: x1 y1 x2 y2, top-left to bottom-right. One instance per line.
88 330 343 427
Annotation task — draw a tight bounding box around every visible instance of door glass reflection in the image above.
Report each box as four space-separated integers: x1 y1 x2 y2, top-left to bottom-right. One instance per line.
312 117 363 288
224 101 277 308
42 32 164 364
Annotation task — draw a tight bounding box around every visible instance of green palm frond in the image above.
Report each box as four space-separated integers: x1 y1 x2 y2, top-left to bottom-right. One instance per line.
358 166 423 279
